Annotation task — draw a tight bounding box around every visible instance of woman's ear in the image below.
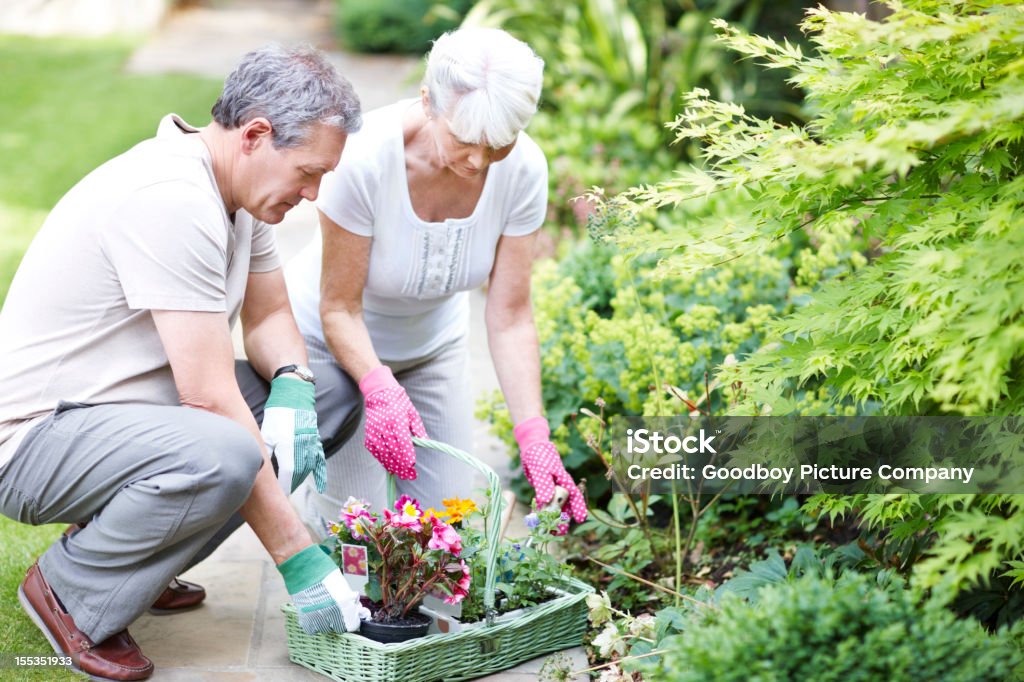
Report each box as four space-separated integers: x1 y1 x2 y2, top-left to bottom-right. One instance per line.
420 87 433 119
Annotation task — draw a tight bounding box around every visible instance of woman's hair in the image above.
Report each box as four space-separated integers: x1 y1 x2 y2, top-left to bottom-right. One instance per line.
212 44 362 149
423 28 544 149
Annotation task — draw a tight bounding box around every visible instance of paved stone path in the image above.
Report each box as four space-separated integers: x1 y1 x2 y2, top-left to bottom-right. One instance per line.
122 1 588 679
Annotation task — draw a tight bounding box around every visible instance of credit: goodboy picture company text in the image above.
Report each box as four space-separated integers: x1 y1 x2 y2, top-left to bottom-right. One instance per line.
611 417 1022 494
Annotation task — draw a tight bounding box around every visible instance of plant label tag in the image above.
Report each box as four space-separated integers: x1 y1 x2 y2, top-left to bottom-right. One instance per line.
340 543 369 593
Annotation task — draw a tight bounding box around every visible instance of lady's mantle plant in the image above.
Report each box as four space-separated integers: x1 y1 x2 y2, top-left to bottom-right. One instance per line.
329 495 471 622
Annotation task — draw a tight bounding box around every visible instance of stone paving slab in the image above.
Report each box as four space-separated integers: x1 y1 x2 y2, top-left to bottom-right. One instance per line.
134 560 262 669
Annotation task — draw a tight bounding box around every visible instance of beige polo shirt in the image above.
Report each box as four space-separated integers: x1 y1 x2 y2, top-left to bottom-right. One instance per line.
0 114 280 469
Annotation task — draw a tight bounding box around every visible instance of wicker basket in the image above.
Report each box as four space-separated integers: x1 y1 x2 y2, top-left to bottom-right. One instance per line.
282 437 593 682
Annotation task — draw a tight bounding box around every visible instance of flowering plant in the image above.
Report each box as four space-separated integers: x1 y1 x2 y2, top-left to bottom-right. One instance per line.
459 505 571 622
328 494 472 623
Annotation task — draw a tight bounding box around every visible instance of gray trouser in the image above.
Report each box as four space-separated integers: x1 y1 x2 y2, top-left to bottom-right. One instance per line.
0 359 359 643
297 335 477 539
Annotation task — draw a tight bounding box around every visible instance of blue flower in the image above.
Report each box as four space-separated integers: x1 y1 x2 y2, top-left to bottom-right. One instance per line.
524 513 540 529
512 543 522 552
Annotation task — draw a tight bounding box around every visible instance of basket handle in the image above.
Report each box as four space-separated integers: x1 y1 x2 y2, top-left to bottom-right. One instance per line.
385 437 505 619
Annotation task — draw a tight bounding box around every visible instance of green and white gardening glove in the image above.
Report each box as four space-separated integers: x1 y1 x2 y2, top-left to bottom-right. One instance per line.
278 545 370 634
261 376 326 494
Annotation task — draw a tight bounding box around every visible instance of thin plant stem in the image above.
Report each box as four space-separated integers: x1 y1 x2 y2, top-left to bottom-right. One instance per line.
572 649 668 677
583 554 714 610
619 264 667 549
671 478 682 608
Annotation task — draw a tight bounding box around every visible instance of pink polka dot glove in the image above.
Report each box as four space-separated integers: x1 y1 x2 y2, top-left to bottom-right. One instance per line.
514 416 588 525
359 365 427 480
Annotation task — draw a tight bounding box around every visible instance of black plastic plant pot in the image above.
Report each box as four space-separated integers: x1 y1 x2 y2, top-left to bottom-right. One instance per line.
359 612 432 644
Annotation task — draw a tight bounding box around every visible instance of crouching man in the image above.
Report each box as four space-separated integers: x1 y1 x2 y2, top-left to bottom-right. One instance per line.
0 45 367 680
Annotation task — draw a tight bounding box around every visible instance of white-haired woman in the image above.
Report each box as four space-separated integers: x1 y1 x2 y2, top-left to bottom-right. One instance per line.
286 27 587 530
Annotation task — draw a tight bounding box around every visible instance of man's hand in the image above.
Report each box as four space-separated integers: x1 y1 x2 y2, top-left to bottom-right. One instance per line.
262 376 326 493
278 545 370 634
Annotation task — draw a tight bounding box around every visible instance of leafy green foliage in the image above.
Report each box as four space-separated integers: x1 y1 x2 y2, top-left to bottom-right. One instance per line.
465 0 803 132
477 237 792 502
806 492 1024 626
694 495 819 553
456 505 572 622
599 0 1024 416
650 572 1024 681
587 2 1024 631
574 493 671 611
526 85 677 230
334 0 472 54
716 543 889 603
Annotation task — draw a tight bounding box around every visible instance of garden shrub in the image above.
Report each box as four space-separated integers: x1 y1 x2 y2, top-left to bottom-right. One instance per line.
649 572 1024 681
334 0 472 54
598 0 1024 417
807 492 1024 628
477 237 792 502
590 0 1024 619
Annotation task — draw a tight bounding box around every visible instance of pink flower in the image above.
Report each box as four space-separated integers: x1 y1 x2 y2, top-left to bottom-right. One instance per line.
427 522 463 556
457 559 471 592
444 588 467 605
383 508 422 532
394 494 421 516
387 495 424 529
339 497 377 539
444 564 470 605
347 511 376 540
341 496 370 518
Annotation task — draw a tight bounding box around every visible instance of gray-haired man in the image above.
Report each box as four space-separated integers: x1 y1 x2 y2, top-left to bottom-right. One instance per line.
0 45 366 680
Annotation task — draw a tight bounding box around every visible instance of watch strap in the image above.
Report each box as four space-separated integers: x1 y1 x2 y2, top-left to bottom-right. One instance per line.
273 364 315 383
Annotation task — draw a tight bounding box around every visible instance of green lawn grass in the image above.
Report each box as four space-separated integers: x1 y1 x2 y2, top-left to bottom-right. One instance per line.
0 35 223 302
0 36 223 678
0 519 83 681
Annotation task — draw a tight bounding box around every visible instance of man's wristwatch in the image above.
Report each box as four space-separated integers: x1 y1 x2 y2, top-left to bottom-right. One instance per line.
273 364 316 384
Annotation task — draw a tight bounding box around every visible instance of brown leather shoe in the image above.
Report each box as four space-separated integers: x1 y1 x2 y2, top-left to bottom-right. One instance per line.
148 577 206 614
64 524 206 614
18 562 154 680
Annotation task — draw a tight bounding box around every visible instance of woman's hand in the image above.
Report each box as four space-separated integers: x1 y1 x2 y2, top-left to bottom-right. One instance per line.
359 365 427 479
514 416 588 525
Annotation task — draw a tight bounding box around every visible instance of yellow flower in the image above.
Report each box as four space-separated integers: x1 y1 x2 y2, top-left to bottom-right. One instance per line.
422 507 448 522
442 497 479 524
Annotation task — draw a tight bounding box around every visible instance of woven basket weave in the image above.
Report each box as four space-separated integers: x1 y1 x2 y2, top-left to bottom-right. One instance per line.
282 437 593 682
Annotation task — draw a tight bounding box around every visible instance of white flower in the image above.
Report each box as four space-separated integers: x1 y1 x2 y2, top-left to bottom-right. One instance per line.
587 591 613 626
592 623 627 658
628 613 656 639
